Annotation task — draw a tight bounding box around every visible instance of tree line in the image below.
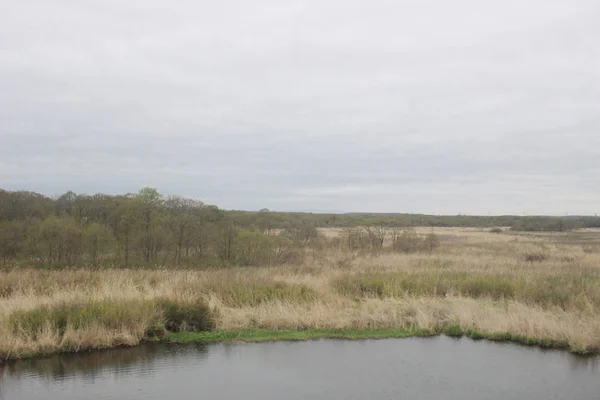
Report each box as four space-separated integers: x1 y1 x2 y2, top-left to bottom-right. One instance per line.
1 188 596 268
229 210 599 230
0 188 292 268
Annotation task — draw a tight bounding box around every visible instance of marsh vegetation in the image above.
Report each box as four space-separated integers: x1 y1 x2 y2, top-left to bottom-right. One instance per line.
1 188 600 360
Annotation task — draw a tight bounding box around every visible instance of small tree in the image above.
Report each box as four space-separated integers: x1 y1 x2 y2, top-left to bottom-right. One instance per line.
344 227 369 251
392 228 420 253
389 227 402 247
363 225 386 253
256 209 274 234
282 222 318 246
423 232 440 252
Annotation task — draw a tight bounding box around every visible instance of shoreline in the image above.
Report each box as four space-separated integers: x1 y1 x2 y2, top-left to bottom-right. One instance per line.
161 327 591 355
3 327 595 363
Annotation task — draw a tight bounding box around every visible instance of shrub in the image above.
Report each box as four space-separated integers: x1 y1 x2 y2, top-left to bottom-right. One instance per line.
391 229 440 253
344 228 371 251
423 233 440 252
157 298 217 332
489 227 503 234
281 223 318 245
392 228 421 253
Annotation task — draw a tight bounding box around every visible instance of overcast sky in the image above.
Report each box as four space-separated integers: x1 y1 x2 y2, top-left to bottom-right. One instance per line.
1 0 599 214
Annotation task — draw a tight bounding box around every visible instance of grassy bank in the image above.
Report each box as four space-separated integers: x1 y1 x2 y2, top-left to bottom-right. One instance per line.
2 227 600 360
163 327 433 344
163 327 586 354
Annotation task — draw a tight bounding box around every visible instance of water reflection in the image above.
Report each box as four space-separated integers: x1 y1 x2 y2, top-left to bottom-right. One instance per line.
1 343 208 381
1 338 598 400
564 352 599 373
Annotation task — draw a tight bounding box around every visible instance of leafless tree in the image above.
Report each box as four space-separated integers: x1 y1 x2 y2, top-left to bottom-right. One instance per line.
363 225 387 252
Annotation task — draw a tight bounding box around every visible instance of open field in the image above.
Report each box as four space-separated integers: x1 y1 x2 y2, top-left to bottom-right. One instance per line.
2 227 600 360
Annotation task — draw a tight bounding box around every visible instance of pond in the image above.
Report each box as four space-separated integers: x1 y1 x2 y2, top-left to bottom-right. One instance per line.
1 336 598 400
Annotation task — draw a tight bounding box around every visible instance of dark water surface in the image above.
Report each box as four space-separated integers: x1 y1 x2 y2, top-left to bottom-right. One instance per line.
1 336 598 400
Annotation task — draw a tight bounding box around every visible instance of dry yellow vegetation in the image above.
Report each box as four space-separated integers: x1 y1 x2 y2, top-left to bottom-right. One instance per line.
2 227 600 359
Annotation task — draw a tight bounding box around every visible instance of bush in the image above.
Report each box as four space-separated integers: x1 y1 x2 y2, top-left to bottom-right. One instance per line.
226 229 304 267
391 229 440 253
344 228 371 251
157 298 217 332
424 233 440 252
489 227 503 234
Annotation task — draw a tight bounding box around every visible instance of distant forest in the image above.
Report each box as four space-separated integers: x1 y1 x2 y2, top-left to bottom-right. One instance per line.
1 188 598 268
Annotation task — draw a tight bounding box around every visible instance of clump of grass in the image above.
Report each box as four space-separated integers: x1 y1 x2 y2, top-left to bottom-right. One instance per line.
465 329 486 340
523 251 549 262
463 330 571 351
0 269 103 298
9 300 162 339
157 298 217 332
3 298 219 359
206 281 320 307
521 275 600 310
335 271 600 311
334 272 517 301
0 281 16 298
443 324 464 337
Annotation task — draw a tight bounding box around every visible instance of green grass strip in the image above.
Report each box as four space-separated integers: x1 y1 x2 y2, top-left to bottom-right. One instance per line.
3 328 595 362
164 327 436 344
163 327 596 355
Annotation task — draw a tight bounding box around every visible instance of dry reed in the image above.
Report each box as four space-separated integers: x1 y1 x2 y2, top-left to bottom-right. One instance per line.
2 228 600 359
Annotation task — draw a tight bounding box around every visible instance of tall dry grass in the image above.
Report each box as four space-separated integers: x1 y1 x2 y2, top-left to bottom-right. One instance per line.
2 228 600 359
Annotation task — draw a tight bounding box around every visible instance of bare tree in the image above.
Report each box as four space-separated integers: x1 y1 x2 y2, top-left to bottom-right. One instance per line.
363 225 387 252
344 227 368 250
389 227 402 248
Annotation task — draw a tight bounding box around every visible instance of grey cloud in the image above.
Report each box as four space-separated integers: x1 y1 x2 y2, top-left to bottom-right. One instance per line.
1 0 599 214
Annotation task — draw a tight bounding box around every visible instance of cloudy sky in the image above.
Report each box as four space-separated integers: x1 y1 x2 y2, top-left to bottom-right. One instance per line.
1 0 599 214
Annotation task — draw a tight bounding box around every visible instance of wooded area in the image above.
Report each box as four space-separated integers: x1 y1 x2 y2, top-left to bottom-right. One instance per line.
0 188 596 268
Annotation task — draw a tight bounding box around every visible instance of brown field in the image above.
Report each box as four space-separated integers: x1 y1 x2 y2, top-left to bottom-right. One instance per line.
2 227 600 359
